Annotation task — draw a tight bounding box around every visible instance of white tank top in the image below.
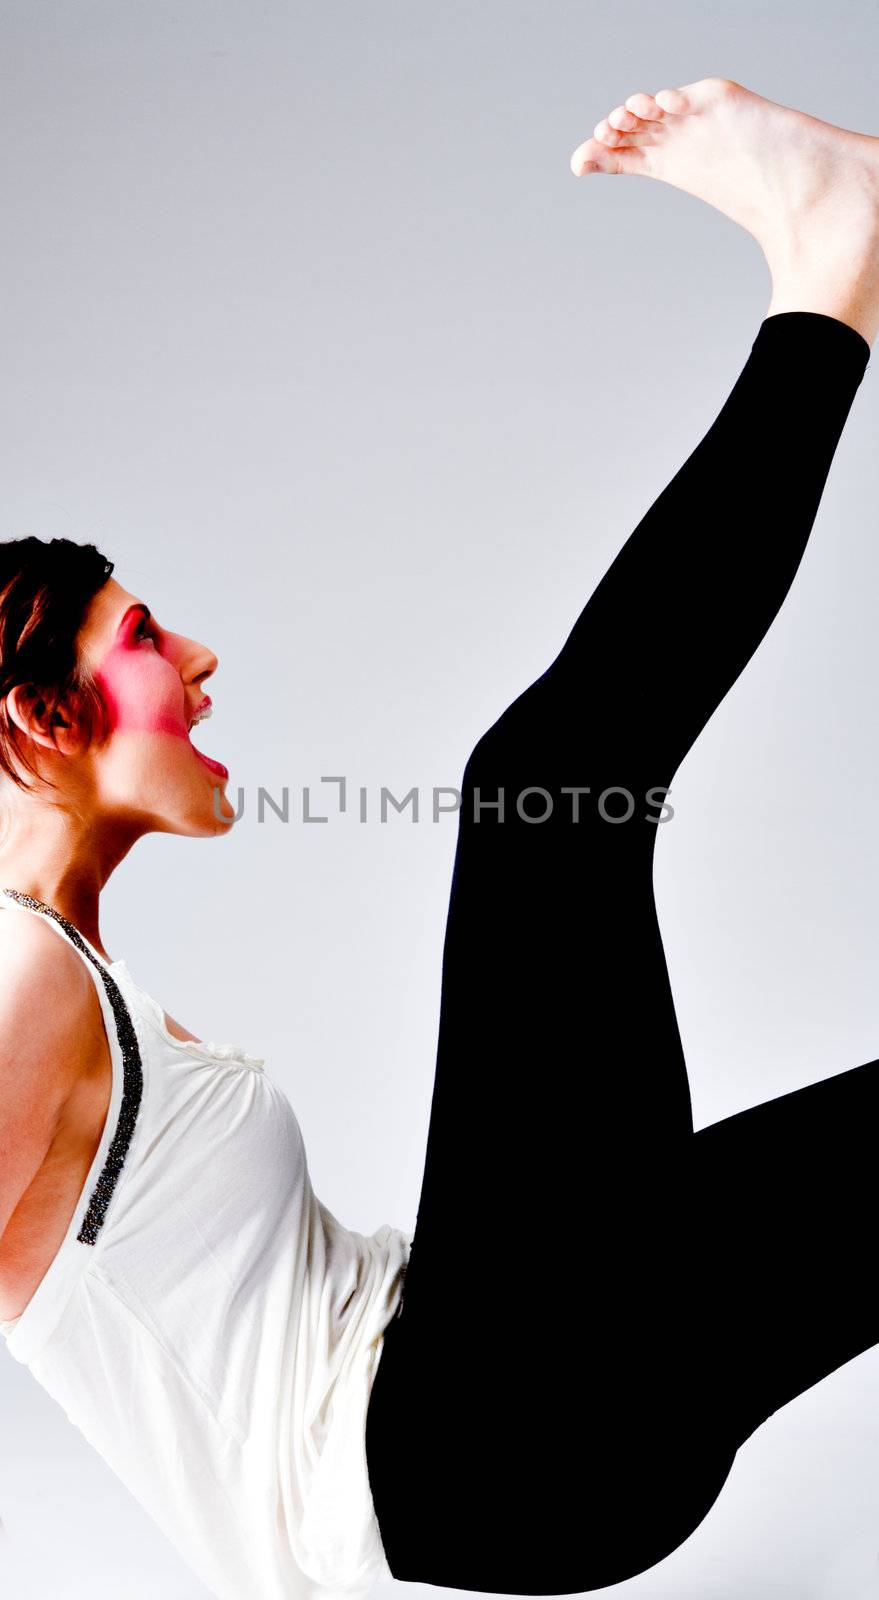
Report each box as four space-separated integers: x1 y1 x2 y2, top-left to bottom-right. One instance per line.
0 888 412 1600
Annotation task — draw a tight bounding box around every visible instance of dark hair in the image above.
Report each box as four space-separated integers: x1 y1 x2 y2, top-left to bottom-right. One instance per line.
0 536 115 789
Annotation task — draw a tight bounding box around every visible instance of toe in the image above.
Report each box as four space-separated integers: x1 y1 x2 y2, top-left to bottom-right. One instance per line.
654 87 690 115
570 136 648 176
593 117 623 146
611 128 662 148
608 104 640 132
569 136 618 173
624 92 665 121
570 137 601 175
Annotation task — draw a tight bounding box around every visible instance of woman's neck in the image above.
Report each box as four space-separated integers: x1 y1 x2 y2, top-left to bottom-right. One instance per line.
0 791 136 957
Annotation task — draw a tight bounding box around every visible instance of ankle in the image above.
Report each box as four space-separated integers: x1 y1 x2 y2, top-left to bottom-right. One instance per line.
766 275 879 348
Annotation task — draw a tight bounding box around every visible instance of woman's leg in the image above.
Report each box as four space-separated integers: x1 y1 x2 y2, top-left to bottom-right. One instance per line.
692 1056 879 1450
367 78 878 1596
365 310 870 1597
397 308 869 1288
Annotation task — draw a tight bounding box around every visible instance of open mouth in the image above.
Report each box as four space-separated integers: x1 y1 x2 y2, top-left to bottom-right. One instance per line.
187 698 229 780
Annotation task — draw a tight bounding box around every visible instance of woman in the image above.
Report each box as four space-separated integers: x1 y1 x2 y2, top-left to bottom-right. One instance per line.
1 75 878 1600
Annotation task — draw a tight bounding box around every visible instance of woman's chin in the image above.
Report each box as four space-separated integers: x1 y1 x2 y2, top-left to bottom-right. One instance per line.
155 803 237 839
193 778 237 836
208 787 238 833
144 772 238 838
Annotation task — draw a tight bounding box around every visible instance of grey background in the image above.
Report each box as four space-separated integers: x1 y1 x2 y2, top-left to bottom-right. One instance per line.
2 1 879 1595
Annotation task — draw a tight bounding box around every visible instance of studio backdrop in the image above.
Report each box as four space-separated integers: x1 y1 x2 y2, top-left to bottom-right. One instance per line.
2 3 879 1598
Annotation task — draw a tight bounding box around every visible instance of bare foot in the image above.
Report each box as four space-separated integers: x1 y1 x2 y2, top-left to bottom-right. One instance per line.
570 77 879 343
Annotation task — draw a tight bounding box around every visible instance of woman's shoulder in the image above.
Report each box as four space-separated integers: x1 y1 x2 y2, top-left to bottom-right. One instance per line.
0 907 99 1065
0 901 94 982
0 907 106 1249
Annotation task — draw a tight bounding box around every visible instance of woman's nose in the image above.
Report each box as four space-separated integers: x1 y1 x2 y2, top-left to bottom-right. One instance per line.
185 638 219 687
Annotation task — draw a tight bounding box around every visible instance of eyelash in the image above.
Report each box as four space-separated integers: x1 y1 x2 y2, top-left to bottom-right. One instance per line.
135 616 155 644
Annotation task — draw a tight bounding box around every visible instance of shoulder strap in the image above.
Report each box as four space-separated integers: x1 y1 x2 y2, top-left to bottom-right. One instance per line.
0 887 144 1247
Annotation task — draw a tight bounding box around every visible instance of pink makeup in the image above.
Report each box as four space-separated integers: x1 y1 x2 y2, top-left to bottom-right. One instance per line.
95 604 227 778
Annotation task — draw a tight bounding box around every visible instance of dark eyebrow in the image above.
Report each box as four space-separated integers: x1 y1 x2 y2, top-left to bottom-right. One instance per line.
116 603 151 636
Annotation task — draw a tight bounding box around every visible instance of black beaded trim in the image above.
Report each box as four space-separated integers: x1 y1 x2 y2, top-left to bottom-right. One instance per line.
1 887 143 1246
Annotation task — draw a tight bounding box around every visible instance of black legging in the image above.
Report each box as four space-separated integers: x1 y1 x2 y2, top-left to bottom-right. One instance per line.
365 311 875 1595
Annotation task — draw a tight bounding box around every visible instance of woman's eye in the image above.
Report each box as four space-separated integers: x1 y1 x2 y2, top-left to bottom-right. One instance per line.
135 619 155 645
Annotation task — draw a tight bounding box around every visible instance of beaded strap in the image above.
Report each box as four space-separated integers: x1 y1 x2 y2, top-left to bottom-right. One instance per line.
1 887 143 1246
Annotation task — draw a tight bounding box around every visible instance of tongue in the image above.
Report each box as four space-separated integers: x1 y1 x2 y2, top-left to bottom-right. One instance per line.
191 741 228 779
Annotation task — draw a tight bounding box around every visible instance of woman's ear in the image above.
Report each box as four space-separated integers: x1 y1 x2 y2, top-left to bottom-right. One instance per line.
3 685 85 756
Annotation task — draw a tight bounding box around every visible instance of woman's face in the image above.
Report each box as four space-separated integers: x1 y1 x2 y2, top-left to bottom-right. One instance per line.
73 577 237 837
